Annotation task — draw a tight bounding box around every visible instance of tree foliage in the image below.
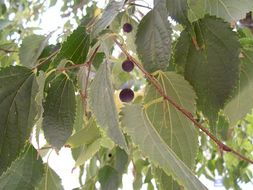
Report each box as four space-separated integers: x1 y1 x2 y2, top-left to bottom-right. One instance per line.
0 0 253 190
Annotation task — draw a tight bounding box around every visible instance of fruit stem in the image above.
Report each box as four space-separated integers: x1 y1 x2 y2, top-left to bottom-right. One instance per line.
114 38 253 165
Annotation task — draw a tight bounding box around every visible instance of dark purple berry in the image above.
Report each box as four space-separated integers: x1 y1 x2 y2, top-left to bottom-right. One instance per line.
119 88 134 102
122 60 134 72
123 23 133 33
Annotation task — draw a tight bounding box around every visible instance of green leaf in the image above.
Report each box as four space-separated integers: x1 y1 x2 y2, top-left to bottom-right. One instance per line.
89 62 128 151
167 0 188 23
121 104 207 190
98 165 120 190
144 71 198 189
216 113 230 141
175 15 240 126
111 147 128 175
153 167 181 190
224 37 253 126
91 0 124 38
42 74 76 150
144 71 198 166
67 118 101 148
0 145 44 190
155 0 188 23
0 66 39 174
136 4 172 72
81 178 96 190
36 165 63 190
34 72 46 148
53 26 90 66
188 0 253 22
75 138 101 167
73 95 85 132
19 34 50 68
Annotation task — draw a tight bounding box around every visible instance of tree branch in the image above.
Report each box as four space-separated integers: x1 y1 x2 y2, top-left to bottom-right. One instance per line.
80 45 100 116
114 39 253 165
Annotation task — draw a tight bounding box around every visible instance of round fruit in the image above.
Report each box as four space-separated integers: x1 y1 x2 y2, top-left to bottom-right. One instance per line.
119 88 134 102
123 23 133 33
122 60 134 72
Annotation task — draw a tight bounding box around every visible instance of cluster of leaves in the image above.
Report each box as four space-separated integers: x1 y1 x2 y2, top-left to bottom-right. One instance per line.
0 0 253 190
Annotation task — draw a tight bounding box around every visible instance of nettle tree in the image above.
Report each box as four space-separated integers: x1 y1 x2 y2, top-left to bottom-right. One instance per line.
0 0 253 189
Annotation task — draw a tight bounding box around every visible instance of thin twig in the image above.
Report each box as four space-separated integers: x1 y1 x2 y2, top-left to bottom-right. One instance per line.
81 45 100 114
114 39 253 165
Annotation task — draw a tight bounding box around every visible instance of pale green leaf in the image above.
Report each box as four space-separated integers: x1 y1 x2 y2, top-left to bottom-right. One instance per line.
73 95 85 132
0 66 39 174
144 71 198 189
175 15 240 126
53 26 90 66
42 74 76 150
152 168 181 190
19 34 50 68
224 37 253 126
75 138 101 167
67 118 101 148
188 0 253 22
98 165 120 190
77 67 87 95
91 0 124 38
0 145 44 190
100 137 115 149
36 165 63 190
122 104 207 190
136 4 172 72
89 62 128 151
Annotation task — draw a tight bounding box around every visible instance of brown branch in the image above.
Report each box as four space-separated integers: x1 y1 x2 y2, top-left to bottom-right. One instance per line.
79 45 100 115
114 39 253 165
57 62 88 72
67 45 99 117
